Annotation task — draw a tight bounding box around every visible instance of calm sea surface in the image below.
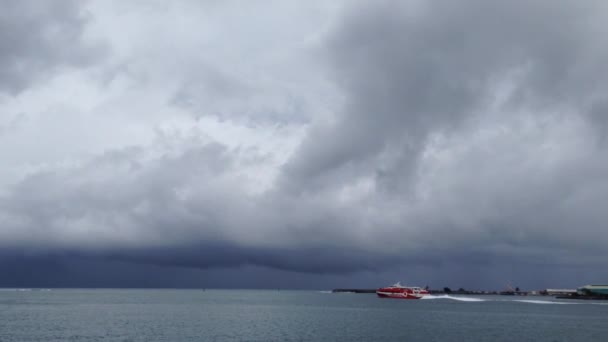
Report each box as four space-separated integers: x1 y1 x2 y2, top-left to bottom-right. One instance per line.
1 289 607 341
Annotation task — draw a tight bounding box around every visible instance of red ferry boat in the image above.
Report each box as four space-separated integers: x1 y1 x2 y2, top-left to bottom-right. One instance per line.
376 282 429 299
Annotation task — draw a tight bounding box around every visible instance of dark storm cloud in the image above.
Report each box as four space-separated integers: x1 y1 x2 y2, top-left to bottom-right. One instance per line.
106 244 394 274
2 0 608 289
284 0 608 190
0 0 104 95
277 0 608 281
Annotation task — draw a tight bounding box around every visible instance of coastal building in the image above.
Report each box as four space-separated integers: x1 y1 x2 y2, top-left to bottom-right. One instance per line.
577 285 608 297
544 289 576 296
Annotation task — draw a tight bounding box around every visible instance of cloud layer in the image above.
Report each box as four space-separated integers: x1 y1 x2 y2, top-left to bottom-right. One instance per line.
1 0 608 288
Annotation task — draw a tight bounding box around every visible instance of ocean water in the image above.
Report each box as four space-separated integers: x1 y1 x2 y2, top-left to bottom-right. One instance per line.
1 289 607 341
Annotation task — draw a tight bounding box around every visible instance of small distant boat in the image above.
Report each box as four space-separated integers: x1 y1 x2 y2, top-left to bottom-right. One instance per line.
376 282 429 299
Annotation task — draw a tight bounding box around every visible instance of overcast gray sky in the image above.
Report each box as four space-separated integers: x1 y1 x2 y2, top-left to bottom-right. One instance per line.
1 0 608 290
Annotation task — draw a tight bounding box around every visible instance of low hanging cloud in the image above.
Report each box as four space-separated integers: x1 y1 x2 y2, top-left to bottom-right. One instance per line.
1 0 608 287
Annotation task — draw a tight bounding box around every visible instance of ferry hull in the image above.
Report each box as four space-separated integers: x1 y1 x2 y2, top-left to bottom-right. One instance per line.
376 292 424 299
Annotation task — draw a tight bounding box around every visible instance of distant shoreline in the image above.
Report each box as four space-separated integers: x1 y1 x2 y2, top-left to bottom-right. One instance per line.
331 288 608 300
332 289 511 295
